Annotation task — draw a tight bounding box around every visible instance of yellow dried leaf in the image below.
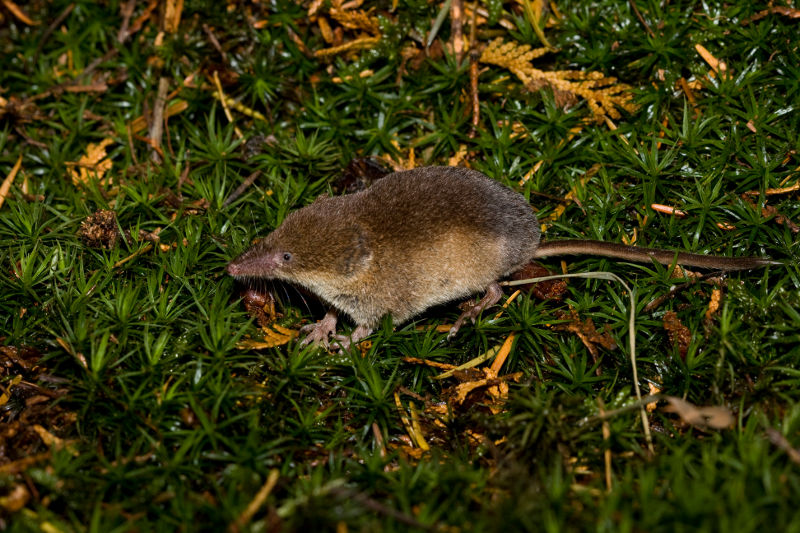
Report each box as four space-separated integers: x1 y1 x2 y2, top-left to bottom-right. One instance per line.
32 424 63 447
1 0 37 25
308 0 326 17
489 332 515 374
319 16 334 43
163 0 183 33
268 323 299 337
236 324 298 349
695 44 727 75
447 144 469 166
453 371 522 406
0 484 30 512
395 392 428 450
409 401 430 451
646 383 661 412
0 374 22 408
129 99 188 134
67 138 114 186
32 424 79 454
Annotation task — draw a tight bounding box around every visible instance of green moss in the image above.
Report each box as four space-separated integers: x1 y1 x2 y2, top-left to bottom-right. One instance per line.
1 0 798 530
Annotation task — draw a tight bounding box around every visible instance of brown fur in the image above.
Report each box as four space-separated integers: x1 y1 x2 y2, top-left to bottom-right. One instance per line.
227 166 778 332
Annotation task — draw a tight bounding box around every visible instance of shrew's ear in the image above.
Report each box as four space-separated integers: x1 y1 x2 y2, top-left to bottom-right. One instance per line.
337 224 373 276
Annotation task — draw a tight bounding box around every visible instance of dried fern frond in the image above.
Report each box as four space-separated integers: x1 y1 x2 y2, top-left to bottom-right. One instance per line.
330 8 380 35
312 0 382 58
315 36 380 57
480 38 638 121
481 39 551 70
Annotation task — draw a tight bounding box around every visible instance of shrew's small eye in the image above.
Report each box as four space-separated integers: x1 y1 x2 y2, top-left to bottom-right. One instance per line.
282 253 292 261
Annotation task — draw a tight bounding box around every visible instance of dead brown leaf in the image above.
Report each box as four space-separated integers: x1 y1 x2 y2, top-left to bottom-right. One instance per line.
651 203 687 217
553 309 617 364
511 261 568 300
0 95 46 124
662 396 734 430
704 287 722 328
0 346 77 475
762 204 800 233
663 311 692 360
0 345 42 373
741 6 800 25
312 1 381 58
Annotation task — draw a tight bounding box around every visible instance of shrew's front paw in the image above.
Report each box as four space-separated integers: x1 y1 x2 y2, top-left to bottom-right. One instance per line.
299 310 338 348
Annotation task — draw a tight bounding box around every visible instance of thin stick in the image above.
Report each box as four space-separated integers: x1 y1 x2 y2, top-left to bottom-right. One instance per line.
434 344 501 380
468 0 480 135
203 23 227 62
765 428 800 465
469 49 480 135
450 0 464 63
627 0 655 39
372 422 386 458
0 154 23 210
32 3 75 66
489 332 515 375
223 170 262 208
580 394 662 425
148 77 170 163
227 469 280 533
213 71 243 139
597 398 613 493
126 122 139 166
117 0 137 43
113 244 153 269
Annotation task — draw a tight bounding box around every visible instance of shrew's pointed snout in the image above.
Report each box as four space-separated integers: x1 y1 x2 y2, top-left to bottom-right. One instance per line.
226 248 280 278
227 255 258 277
226 261 242 276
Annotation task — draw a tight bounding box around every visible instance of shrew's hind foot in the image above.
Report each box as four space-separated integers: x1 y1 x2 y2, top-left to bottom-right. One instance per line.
332 324 373 352
447 281 503 340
